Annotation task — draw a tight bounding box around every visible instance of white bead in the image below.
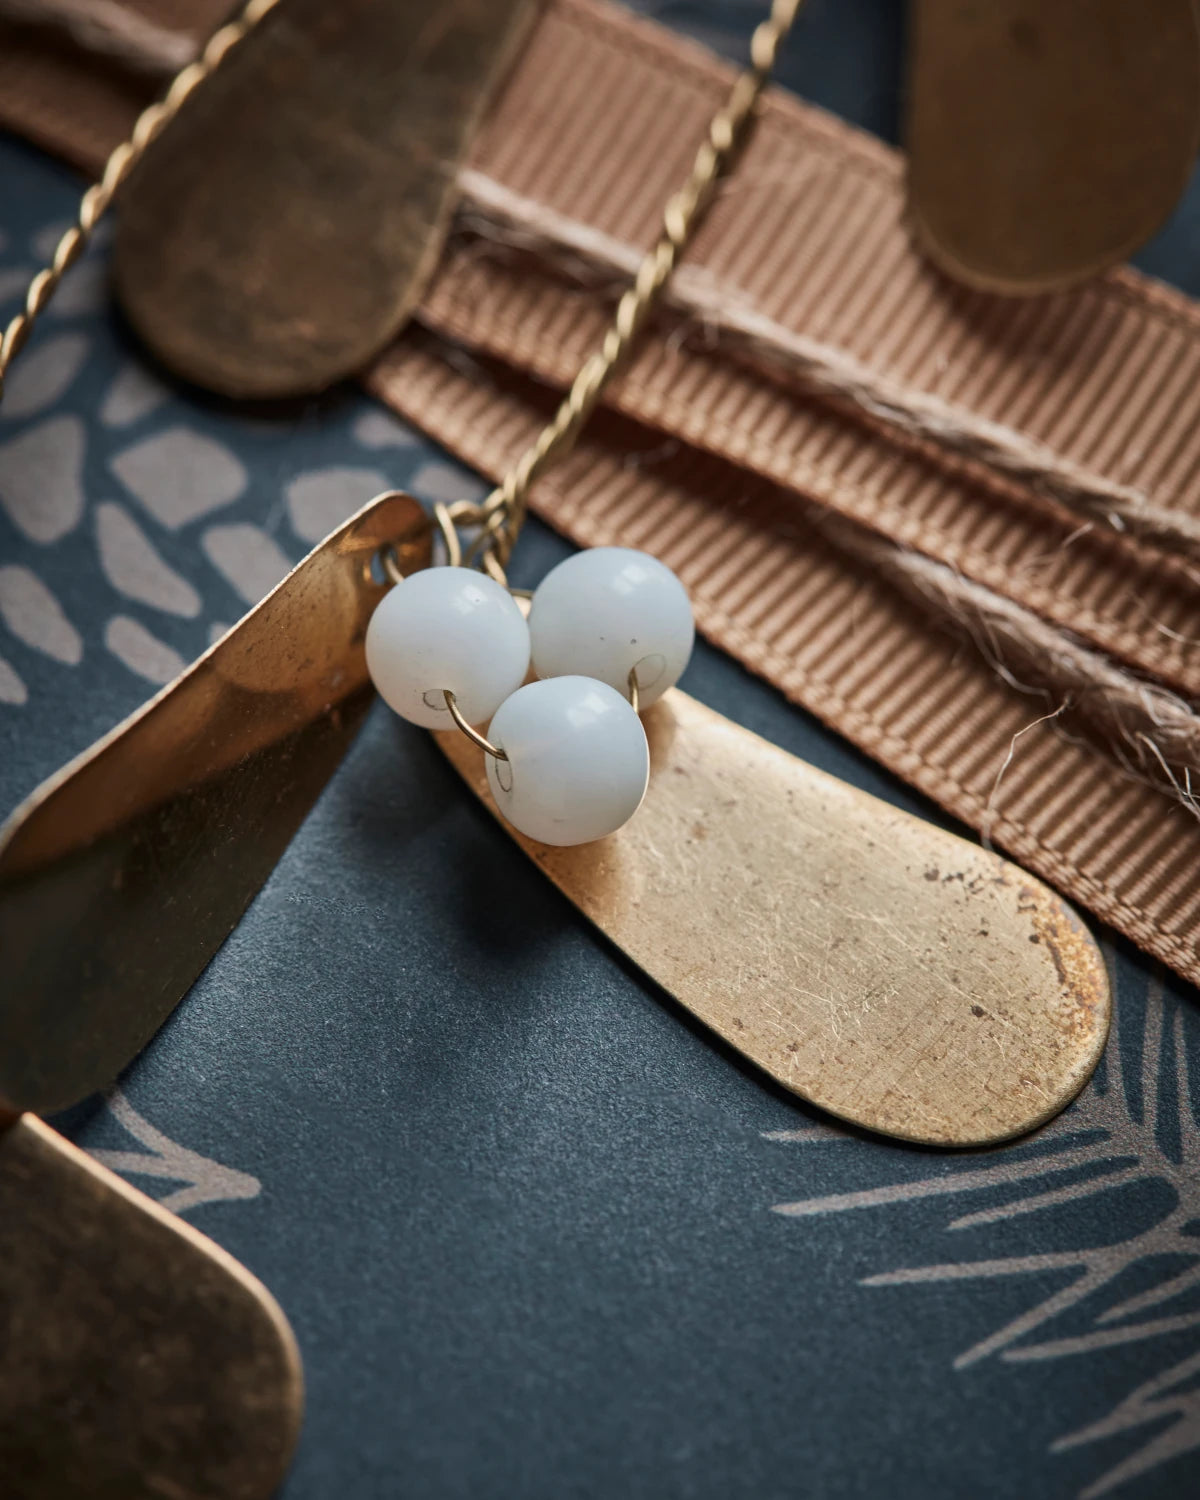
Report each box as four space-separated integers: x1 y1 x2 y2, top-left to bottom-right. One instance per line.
366 566 530 729
485 676 650 846
529 547 694 708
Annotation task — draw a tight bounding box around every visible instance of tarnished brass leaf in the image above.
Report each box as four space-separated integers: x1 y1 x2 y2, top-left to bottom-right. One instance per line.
0 1113 302 1499
0 493 430 1115
439 691 1110 1147
113 0 537 397
908 0 1200 294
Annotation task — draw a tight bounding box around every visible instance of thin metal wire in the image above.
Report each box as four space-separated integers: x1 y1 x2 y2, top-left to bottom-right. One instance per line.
0 0 280 402
433 501 464 569
443 691 508 759
462 0 806 581
627 668 640 716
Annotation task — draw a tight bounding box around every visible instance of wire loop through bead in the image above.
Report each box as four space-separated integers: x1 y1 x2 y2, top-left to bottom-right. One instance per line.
443 690 508 760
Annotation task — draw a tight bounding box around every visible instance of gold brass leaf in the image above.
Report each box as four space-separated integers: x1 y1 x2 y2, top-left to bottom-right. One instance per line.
0 493 430 1115
113 0 537 397
438 691 1110 1147
0 1112 302 1499
908 0 1200 294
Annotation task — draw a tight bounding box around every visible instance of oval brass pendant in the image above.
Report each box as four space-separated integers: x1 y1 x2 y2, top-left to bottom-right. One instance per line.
0 1112 302 1499
438 692 1110 1147
907 0 1200 294
113 0 536 397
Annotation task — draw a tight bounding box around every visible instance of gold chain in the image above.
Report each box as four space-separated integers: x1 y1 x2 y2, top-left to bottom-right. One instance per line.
0 0 802 577
464 0 805 582
0 0 280 402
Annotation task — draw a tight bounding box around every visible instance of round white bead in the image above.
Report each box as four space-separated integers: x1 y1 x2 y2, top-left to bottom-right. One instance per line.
485 676 650 846
529 547 694 708
366 566 530 729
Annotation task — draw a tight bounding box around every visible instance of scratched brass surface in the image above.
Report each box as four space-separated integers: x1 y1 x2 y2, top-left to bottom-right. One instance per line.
908 0 1200 294
0 1113 302 1498
113 0 536 397
439 691 1110 1147
0 493 430 1115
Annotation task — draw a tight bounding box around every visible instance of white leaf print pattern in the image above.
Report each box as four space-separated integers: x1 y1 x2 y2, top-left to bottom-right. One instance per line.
353 408 418 450
104 614 187 684
0 652 27 704
0 565 82 663
88 1088 261 1215
0 414 86 542
409 459 486 504
285 465 389 543
100 360 169 428
96 501 202 617
110 427 247 528
202 522 292 605
0 332 89 421
768 969 1200 1499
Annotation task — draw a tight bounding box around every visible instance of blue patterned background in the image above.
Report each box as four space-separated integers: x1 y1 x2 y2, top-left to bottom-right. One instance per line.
3 3 1200 1496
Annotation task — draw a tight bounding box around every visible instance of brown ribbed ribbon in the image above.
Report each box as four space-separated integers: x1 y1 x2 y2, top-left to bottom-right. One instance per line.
375 335 1200 988
372 0 1200 989
5 0 1200 985
424 1 1200 699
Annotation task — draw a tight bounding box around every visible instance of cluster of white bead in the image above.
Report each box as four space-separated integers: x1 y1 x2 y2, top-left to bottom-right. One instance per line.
365 547 694 847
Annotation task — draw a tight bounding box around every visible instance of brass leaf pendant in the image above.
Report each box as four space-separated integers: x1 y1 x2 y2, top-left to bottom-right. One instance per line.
438 691 1110 1147
113 0 537 398
0 493 430 1115
907 0 1200 293
0 1111 303 1499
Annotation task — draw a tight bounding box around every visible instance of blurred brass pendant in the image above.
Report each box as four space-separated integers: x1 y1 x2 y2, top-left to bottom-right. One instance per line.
113 0 537 398
438 692 1109 1147
907 0 1200 294
0 1111 302 1500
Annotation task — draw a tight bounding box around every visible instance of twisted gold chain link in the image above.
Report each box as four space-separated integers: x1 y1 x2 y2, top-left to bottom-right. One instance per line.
466 0 805 582
0 0 280 402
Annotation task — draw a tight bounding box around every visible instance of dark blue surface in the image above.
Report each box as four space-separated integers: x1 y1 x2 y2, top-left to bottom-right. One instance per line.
4 4 1200 1496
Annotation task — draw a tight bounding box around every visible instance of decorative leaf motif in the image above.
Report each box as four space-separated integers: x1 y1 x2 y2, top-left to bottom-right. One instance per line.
1053 1351 1200 1499
769 969 1200 1497
410 459 487 504
0 564 82 663
353 407 419 450
0 332 88 421
88 1088 261 1215
285 465 389 543
100 360 169 428
0 415 86 543
110 426 247 528
104 614 187 684
95 501 201 617
0 652 27 705
202 522 293 605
